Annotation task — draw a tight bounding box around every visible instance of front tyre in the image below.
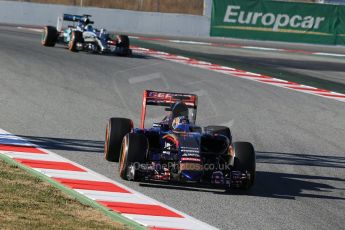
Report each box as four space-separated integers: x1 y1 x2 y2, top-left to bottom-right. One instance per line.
119 133 148 180
68 31 83 52
104 118 133 162
233 142 256 189
41 26 57 47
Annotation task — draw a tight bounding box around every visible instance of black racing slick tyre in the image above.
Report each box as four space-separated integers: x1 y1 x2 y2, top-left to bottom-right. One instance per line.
119 133 148 180
41 26 57 47
116 35 130 48
204 125 232 142
233 142 256 189
104 118 133 162
115 35 131 56
68 31 83 52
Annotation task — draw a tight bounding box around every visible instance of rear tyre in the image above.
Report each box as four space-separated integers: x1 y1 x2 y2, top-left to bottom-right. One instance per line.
116 35 132 56
119 133 148 180
233 142 256 189
204 125 232 142
116 35 130 48
41 26 58 47
68 31 83 52
104 118 132 162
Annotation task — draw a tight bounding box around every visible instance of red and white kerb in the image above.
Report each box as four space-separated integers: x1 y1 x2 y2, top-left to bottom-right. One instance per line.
0 128 218 230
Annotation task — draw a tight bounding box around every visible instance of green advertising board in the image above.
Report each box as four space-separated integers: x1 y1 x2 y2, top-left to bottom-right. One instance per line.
336 6 345 45
211 0 345 45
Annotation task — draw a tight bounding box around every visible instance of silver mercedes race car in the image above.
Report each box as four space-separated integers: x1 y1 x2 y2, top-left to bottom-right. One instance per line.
41 14 132 56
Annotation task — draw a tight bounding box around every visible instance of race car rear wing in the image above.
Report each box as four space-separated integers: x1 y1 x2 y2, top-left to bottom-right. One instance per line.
140 90 198 128
63 14 94 23
57 14 94 32
63 14 83 22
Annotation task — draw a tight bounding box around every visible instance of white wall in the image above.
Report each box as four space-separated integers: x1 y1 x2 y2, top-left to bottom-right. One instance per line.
0 1 211 37
203 0 213 18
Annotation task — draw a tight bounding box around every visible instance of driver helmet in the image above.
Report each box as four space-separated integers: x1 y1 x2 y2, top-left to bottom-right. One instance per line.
172 116 190 132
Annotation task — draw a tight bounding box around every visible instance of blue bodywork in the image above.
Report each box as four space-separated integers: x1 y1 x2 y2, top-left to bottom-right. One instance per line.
132 122 229 183
112 90 254 189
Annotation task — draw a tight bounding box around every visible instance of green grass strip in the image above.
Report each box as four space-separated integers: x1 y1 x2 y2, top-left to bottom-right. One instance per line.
0 153 146 230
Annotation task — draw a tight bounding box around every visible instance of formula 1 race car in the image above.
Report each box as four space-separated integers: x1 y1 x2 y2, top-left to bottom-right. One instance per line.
104 90 256 190
41 14 132 56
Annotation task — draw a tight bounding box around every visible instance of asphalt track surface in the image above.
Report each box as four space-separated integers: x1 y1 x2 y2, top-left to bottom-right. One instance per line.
129 31 345 55
131 38 345 94
1 25 345 230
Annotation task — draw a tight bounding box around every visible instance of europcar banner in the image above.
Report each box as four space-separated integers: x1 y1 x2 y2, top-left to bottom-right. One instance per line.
211 0 345 45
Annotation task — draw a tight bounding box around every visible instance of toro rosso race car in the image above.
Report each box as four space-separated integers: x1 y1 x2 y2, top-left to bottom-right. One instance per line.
104 90 256 190
41 14 132 56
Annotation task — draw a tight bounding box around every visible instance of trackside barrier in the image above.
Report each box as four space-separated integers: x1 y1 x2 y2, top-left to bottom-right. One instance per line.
0 0 210 37
211 0 345 45
1 0 345 45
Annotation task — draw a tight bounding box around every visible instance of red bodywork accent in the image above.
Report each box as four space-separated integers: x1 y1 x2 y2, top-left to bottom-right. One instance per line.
163 134 179 148
140 90 148 129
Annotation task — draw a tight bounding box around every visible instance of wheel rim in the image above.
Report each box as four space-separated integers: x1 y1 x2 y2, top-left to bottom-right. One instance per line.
41 27 47 45
119 136 128 174
104 124 109 158
69 33 74 50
